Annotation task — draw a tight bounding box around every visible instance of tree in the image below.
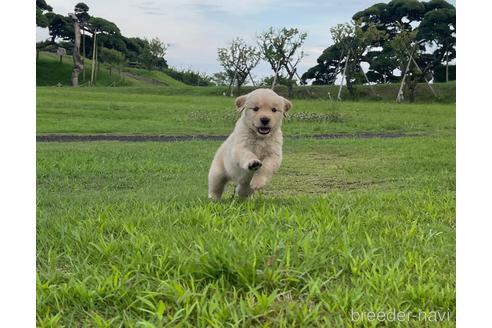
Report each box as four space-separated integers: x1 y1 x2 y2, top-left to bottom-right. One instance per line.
140 38 168 70
36 0 53 60
68 13 83 86
417 1 456 82
329 21 386 98
433 64 455 82
36 0 52 28
301 44 343 85
99 47 125 76
164 67 211 86
211 72 229 86
74 2 89 22
388 27 423 102
36 0 52 27
352 0 455 101
217 38 260 95
258 27 307 97
74 3 90 80
45 13 73 42
122 37 147 63
260 75 297 88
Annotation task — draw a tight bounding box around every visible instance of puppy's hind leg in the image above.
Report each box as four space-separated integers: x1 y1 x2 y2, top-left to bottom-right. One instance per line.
208 169 228 201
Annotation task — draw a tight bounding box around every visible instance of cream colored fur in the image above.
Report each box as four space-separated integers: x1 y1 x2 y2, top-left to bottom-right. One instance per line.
208 88 292 200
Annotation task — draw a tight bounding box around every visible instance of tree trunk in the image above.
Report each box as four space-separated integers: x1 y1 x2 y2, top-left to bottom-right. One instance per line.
287 72 295 98
82 28 86 81
227 77 234 97
271 72 278 90
271 58 282 90
287 83 293 98
347 80 355 98
71 18 83 87
361 64 377 97
236 78 241 96
229 71 237 97
407 76 417 103
97 50 100 76
90 30 97 86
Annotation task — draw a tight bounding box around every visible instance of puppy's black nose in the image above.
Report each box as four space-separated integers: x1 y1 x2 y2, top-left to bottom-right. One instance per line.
260 117 270 125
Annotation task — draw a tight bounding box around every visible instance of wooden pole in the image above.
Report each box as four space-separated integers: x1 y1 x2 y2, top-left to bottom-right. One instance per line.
396 54 412 103
445 49 449 83
90 30 97 86
332 50 344 98
248 71 256 87
337 50 350 101
82 28 86 81
360 63 377 97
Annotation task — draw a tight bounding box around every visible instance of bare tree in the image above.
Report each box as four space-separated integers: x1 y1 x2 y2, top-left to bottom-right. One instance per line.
217 38 261 95
331 20 385 99
258 27 307 97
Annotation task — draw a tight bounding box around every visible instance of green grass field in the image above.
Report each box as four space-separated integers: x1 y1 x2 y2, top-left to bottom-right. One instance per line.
36 86 455 327
37 87 455 136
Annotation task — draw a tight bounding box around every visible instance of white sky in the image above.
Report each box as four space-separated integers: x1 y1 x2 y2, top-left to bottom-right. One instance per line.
36 0 456 79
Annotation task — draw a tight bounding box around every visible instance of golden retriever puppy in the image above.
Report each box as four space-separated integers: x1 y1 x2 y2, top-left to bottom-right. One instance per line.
208 88 292 200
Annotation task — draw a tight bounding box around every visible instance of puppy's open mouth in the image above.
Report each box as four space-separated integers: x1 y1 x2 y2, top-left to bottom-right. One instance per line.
257 127 271 135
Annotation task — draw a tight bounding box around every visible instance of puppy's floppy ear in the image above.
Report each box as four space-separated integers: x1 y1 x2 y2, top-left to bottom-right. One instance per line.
282 97 292 112
235 95 248 112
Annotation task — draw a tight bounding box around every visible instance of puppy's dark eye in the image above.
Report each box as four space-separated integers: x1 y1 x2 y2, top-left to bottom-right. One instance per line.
272 108 277 113
252 107 259 112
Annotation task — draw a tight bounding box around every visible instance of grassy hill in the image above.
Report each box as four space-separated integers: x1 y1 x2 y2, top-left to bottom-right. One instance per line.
36 52 185 87
37 51 455 103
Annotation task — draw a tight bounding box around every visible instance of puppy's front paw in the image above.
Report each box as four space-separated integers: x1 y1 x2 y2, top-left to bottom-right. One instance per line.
247 159 262 171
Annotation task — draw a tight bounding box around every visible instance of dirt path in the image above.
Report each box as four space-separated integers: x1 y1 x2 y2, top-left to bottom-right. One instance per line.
120 71 168 86
37 133 420 142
